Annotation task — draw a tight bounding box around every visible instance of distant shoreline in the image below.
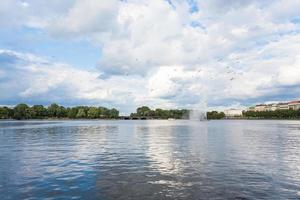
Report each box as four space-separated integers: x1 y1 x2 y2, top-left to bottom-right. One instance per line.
1 103 300 120
1 118 300 121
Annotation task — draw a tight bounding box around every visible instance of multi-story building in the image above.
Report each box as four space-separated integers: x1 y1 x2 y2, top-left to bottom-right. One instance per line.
254 104 267 112
278 103 289 110
266 104 278 111
288 101 300 110
248 100 300 112
224 109 243 118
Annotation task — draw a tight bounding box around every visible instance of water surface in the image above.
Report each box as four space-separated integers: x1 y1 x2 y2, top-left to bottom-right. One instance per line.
0 120 300 199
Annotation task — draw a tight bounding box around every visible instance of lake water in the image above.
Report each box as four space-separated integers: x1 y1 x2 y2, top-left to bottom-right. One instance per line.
0 120 300 200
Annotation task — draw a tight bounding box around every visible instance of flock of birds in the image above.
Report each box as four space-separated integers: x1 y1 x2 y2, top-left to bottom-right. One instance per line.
143 57 246 95
106 56 246 96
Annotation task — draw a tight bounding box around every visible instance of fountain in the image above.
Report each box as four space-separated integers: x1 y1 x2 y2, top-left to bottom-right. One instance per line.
188 97 208 121
189 110 207 121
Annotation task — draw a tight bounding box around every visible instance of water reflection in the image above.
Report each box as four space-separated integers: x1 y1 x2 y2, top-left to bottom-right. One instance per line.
0 120 300 199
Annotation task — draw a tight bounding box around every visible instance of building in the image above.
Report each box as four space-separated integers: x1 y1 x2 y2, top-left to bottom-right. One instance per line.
248 106 255 111
248 100 300 112
224 109 243 118
288 101 300 110
254 104 267 112
278 103 289 110
266 104 278 111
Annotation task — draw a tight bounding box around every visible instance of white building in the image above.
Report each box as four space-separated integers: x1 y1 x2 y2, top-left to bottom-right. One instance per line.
288 101 300 110
278 103 289 110
248 106 255 111
266 104 278 111
224 109 243 118
254 104 267 112
249 100 300 112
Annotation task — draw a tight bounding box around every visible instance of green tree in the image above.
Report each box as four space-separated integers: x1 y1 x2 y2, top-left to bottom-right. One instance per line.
130 107 189 119
13 104 30 120
109 108 119 119
67 107 78 118
137 106 151 117
87 107 100 119
207 111 225 119
47 103 59 118
30 105 47 119
56 106 67 118
98 107 110 118
154 108 168 119
0 107 11 119
243 109 300 119
76 108 86 118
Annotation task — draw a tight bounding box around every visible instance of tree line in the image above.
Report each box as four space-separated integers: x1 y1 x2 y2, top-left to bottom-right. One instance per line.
206 111 225 119
5 104 299 120
130 106 226 120
0 103 119 120
208 110 300 120
130 106 190 119
243 109 300 119
0 104 228 120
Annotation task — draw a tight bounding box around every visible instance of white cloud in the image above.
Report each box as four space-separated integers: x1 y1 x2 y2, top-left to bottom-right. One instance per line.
0 0 25 27
0 49 145 113
1 0 300 111
0 0 76 28
49 0 119 37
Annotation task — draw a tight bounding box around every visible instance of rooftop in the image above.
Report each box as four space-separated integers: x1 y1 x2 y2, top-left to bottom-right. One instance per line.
288 101 300 104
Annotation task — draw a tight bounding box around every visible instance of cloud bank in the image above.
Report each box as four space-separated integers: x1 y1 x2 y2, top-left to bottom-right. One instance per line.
1 0 300 113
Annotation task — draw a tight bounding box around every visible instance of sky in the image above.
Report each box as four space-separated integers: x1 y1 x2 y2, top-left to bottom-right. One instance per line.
1 0 300 114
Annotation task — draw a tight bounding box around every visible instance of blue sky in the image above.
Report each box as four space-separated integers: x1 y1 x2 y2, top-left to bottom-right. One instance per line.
1 0 300 114
0 27 100 69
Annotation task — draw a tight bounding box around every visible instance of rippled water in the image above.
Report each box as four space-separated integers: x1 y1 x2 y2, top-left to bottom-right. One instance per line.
0 120 300 200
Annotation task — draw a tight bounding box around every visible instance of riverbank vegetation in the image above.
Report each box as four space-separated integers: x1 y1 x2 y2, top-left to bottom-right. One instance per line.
0 103 119 120
130 106 190 119
3 104 299 120
130 107 226 120
243 110 300 119
206 111 225 119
